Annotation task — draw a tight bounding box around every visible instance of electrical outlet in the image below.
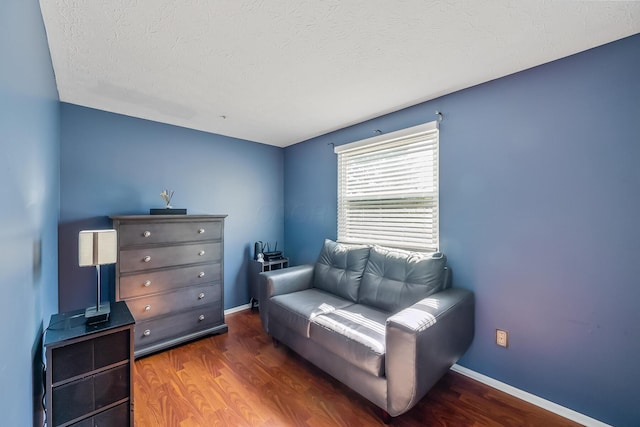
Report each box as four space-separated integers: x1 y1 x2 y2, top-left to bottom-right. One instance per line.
496 329 508 348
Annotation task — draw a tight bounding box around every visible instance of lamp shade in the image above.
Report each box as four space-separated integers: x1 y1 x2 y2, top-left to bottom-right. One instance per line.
79 229 117 266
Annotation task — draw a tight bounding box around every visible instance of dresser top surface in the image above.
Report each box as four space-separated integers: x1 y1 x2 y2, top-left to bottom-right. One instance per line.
110 214 227 221
45 301 135 347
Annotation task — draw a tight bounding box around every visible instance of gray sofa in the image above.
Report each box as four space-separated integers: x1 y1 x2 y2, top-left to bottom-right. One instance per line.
258 239 475 419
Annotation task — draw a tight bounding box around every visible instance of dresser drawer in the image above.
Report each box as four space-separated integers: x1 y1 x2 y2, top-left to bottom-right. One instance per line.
52 364 129 426
70 402 129 427
134 304 223 349
119 242 221 273
118 220 222 246
126 283 221 321
119 263 221 299
51 330 129 384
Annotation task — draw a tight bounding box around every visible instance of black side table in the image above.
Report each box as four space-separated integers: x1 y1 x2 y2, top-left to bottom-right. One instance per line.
248 257 289 309
44 301 135 427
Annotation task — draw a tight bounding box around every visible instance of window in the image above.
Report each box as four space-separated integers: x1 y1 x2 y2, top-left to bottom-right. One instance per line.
335 121 439 252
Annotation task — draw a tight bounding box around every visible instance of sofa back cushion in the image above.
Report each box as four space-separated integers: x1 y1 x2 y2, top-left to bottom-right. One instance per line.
313 239 371 302
359 246 447 312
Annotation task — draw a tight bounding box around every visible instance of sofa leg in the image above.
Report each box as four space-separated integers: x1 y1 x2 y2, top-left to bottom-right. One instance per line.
379 408 392 424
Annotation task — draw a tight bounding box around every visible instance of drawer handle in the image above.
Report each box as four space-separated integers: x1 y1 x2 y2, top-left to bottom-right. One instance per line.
143 329 151 336
198 272 205 278
198 228 205 234
199 250 205 256
143 256 151 263
144 305 151 311
198 293 205 300
198 315 205 321
144 280 152 287
143 230 151 238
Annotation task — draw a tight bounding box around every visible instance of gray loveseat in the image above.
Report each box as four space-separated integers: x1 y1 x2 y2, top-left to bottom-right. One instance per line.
258 239 475 419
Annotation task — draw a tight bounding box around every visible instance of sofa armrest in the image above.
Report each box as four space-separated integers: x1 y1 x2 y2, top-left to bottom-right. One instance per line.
385 288 475 416
258 264 315 333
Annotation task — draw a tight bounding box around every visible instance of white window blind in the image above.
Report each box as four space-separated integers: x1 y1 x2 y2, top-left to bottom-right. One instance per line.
335 121 439 252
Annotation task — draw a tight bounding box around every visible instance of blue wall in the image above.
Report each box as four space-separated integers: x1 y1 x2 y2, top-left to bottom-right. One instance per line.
0 0 60 426
59 104 284 312
284 34 640 426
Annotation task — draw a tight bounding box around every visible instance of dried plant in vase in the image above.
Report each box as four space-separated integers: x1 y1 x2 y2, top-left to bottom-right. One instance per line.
160 189 174 208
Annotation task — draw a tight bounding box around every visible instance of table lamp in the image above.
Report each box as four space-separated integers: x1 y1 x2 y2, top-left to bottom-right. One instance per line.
79 229 117 324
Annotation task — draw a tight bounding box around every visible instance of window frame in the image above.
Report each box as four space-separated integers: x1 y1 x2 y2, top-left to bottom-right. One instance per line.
334 121 439 252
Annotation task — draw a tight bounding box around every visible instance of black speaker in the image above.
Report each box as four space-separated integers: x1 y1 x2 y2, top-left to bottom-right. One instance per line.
254 241 263 260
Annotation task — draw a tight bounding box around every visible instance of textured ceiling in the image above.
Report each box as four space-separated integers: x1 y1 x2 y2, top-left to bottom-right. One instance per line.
40 1 640 147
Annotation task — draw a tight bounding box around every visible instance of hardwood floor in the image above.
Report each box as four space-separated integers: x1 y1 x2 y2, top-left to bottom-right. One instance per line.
134 310 581 427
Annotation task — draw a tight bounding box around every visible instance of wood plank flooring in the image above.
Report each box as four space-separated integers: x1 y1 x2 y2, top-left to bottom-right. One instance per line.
134 309 581 427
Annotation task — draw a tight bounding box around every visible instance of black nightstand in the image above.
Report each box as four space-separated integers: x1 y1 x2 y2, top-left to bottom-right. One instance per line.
248 258 289 309
44 301 135 427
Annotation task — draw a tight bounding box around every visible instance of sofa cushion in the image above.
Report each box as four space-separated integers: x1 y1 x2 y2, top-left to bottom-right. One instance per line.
313 239 370 302
310 304 388 377
359 246 447 313
269 288 353 337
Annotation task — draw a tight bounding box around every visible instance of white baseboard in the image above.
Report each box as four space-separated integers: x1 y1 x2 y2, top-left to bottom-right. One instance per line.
224 303 251 315
451 364 610 427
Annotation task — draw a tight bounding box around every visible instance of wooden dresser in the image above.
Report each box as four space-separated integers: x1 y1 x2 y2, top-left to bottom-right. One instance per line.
110 215 228 357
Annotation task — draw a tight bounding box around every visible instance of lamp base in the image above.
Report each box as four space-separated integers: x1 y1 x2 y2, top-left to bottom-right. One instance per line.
85 302 111 325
